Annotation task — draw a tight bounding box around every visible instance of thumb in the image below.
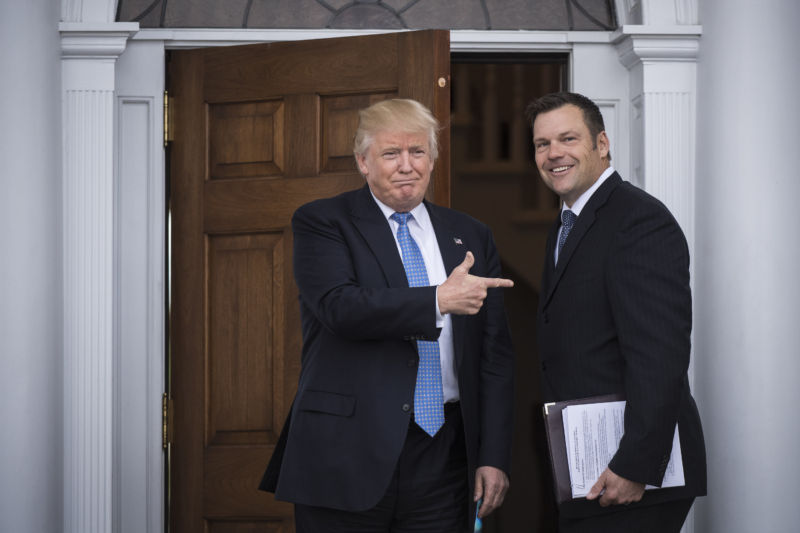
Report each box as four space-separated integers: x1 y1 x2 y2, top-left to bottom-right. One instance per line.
458 251 475 273
586 472 606 501
473 470 484 502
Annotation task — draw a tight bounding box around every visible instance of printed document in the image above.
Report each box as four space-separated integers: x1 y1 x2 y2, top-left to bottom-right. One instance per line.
561 400 685 498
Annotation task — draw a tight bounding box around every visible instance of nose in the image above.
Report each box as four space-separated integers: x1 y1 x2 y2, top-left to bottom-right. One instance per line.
397 151 413 172
547 141 564 159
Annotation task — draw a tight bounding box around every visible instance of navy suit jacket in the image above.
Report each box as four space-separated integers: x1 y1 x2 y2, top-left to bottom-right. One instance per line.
537 173 706 517
260 185 514 515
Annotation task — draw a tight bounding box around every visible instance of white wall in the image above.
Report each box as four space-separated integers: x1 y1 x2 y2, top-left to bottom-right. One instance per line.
695 0 800 531
0 1 63 531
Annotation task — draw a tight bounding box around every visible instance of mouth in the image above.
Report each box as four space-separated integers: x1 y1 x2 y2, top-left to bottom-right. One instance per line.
548 165 573 175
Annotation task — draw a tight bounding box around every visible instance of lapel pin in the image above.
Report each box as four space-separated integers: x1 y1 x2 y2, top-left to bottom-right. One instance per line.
453 237 463 245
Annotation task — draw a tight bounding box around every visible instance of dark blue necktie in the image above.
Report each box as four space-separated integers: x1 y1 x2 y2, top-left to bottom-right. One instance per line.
557 209 577 264
391 212 445 436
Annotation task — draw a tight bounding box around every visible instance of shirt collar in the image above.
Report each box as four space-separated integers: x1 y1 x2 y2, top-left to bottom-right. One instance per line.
562 166 615 217
370 191 431 230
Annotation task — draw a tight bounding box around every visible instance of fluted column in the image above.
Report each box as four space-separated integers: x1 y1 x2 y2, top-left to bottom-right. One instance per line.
60 23 137 533
614 28 701 248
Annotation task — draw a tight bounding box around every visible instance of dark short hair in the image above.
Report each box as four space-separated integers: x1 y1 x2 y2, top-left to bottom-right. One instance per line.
525 92 611 160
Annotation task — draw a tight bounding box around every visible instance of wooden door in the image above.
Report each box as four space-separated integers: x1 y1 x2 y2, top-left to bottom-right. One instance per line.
169 30 450 533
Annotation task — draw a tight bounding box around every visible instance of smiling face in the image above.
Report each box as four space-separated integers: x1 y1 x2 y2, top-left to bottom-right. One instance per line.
532 104 609 207
356 129 433 213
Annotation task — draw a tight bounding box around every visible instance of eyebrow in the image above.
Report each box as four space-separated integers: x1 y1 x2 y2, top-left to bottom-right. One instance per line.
533 130 581 142
380 144 426 151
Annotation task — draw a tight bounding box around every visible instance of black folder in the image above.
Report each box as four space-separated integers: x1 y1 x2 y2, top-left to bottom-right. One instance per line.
542 393 625 504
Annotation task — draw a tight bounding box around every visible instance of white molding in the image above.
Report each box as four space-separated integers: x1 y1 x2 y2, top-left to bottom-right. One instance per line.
451 30 610 52
115 94 166 533
613 27 701 69
131 27 614 51
61 23 137 533
594 98 621 167
114 38 166 533
61 23 139 59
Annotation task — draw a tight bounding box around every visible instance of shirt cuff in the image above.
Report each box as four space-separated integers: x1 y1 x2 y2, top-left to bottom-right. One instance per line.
434 286 445 328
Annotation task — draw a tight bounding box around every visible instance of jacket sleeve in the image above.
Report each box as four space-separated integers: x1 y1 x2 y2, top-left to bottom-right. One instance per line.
606 202 692 486
476 228 515 476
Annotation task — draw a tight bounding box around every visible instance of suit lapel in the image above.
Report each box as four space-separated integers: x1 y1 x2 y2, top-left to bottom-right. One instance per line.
425 201 466 276
426 201 468 370
540 218 559 307
349 185 409 288
543 173 622 307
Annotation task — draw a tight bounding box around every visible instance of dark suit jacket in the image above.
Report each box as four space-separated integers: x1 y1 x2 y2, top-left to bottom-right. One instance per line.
537 173 706 518
260 185 514 516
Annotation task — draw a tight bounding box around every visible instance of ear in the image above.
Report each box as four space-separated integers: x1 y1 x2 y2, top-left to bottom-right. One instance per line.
355 152 369 176
596 131 610 159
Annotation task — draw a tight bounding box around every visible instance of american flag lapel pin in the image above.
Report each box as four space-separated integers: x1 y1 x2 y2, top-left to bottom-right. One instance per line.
453 237 463 245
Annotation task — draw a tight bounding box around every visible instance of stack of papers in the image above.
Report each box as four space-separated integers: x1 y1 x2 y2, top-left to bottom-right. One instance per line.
561 400 685 498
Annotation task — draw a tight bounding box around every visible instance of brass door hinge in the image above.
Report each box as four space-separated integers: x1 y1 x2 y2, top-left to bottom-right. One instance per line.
162 392 173 449
163 90 173 147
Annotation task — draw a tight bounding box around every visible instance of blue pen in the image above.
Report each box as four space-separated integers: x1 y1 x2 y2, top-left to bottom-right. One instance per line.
474 498 483 532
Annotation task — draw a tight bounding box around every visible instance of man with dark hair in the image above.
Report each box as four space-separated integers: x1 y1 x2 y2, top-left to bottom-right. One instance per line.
527 91 706 532
260 98 515 532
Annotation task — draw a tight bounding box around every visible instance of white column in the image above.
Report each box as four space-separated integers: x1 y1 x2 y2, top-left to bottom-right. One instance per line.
614 27 701 251
60 22 137 533
695 1 800 532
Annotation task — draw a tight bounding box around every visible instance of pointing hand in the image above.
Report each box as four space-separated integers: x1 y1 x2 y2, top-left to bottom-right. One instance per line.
437 252 514 315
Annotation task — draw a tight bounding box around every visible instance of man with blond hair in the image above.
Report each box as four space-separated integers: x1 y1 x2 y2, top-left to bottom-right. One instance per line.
261 99 515 532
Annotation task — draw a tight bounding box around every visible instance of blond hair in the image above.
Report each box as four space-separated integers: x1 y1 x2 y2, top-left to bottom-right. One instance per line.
353 99 440 162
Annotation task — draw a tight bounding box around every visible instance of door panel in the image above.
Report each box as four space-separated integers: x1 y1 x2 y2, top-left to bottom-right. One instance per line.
169 30 450 532
208 100 285 180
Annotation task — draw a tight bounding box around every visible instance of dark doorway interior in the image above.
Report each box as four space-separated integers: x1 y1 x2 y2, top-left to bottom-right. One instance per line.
450 54 567 533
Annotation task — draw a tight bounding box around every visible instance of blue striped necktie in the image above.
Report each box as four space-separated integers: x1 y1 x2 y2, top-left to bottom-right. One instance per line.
391 212 445 436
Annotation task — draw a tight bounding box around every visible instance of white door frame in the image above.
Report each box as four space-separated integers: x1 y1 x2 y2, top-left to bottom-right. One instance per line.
60 4 700 531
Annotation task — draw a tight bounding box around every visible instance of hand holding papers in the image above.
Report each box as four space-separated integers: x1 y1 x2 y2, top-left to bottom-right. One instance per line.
543 395 685 503
562 400 684 498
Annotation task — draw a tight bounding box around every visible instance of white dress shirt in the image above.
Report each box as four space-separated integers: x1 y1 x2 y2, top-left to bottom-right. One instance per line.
371 193 459 403
555 166 616 265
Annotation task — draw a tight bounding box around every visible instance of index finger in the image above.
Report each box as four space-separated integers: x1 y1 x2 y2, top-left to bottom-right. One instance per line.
483 277 514 288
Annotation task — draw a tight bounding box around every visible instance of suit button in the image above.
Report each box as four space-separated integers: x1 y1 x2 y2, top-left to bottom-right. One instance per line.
402 403 411 412
541 362 547 371
543 313 549 324
408 359 416 367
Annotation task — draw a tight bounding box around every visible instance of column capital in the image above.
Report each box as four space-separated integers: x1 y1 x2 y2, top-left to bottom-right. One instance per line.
60 22 139 59
613 26 701 69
